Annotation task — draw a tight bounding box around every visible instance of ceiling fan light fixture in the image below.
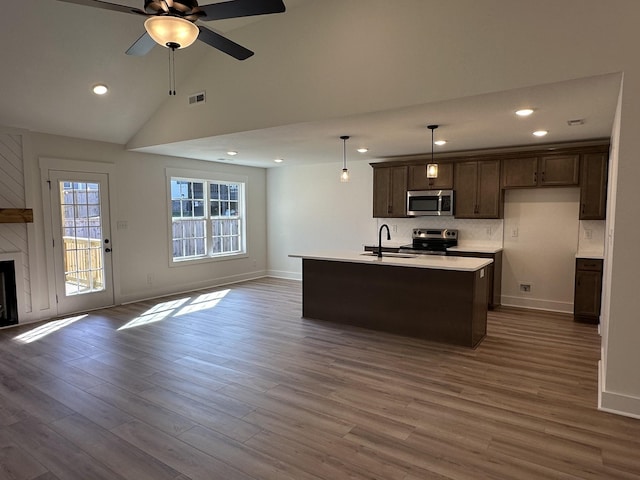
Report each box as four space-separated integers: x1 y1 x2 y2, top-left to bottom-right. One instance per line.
144 16 199 49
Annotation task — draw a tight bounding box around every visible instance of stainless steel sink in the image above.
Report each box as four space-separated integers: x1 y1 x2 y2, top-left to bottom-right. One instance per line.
360 252 416 259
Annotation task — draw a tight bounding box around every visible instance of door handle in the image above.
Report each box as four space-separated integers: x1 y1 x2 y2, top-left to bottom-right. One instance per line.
105 248 112 253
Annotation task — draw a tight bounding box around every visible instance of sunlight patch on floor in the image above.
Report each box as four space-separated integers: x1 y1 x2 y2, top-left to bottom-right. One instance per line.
14 315 88 343
118 289 230 330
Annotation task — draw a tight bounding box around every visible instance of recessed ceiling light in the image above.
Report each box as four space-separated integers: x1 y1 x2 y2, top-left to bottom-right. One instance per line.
274 158 283 163
533 130 548 137
434 140 447 146
516 108 534 117
92 84 108 95
357 147 368 153
226 151 238 156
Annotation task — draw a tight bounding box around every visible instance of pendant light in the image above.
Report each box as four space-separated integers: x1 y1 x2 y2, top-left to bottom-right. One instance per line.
340 135 350 183
426 125 439 179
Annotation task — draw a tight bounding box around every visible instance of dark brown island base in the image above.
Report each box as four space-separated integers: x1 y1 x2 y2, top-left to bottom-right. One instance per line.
290 253 493 348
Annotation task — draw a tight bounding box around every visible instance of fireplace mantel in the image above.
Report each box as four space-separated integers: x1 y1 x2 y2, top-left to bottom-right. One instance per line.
0 209 33 223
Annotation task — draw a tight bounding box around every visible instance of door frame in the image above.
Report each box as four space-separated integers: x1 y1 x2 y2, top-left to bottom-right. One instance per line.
39 157 119 316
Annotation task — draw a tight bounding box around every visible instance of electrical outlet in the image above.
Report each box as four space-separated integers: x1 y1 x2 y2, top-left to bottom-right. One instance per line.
392 224 398 233
584 229 593 240
486 227 492 236
147 273 153 286
519 283 531 293
511 227 519 237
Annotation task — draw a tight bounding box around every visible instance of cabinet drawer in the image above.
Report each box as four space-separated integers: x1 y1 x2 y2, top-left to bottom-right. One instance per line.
576 258 603 271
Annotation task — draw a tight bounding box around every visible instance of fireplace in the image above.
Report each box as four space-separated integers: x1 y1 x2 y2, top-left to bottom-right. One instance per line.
0 260 18 327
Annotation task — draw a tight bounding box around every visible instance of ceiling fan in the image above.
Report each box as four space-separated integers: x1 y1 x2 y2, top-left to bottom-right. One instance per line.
57 0 286 60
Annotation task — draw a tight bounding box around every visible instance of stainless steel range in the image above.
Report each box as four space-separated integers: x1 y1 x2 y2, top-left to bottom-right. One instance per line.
399 228 458 255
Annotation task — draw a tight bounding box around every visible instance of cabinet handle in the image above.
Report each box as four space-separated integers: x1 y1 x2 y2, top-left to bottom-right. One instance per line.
581 203 585 214
534 171 537 184
541 171 545 182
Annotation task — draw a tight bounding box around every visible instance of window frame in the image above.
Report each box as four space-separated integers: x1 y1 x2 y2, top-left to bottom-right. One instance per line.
166 168 248 267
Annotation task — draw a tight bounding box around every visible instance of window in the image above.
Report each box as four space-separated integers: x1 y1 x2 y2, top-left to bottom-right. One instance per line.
170 176 245 262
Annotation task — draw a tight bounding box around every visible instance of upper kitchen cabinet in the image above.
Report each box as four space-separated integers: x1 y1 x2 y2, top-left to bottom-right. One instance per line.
373 165 408 217
407 163 454 190
580 152 608 220
502 154 579 188
454 159 502 218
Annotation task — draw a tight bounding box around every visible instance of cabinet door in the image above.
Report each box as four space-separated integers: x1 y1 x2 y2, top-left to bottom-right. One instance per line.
476 160 501 218
574 269 602 320
453 161 478 218
373 166 407 218
373 167 392 217
407 164 429 190
389 166 408 216
502 157 538 188
539 154 580 186
580 153 608 220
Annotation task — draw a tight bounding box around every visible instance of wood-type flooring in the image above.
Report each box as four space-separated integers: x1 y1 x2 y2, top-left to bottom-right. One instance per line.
1 277 639 479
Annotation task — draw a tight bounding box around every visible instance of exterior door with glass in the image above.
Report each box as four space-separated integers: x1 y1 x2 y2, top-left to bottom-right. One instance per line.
49 171 114 314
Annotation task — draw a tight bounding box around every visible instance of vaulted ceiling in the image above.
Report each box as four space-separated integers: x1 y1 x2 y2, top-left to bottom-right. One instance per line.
1 1 620 168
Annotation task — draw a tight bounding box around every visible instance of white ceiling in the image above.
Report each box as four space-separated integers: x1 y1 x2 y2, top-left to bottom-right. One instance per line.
1 1 620 168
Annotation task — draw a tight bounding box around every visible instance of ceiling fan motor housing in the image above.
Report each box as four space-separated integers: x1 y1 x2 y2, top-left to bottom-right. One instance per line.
145 0 201 17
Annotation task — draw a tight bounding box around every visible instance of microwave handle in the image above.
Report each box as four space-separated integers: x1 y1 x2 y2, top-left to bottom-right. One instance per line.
438 195 443 212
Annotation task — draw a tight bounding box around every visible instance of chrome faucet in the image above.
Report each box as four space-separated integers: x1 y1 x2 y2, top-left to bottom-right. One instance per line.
378 224 391 258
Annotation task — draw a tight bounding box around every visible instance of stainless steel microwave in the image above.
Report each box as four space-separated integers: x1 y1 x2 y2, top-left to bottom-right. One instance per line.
407 190 454 216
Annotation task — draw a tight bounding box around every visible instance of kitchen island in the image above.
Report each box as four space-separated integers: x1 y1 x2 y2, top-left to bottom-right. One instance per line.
289 252 493 348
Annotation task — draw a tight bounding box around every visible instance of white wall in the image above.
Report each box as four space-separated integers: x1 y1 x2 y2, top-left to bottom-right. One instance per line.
267 159 376 279
502 188 580 313
21 132 267 320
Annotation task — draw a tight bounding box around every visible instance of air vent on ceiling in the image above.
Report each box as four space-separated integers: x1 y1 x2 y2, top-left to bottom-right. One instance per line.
188 91 206 106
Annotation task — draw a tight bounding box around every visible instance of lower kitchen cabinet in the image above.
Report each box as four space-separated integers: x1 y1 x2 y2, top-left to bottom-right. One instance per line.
574 257 603 323
447 250 502 309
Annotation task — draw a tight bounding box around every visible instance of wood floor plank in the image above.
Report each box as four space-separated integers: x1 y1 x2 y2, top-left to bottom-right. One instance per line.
0 277 638 479
0 428 48 480
111 420 255 480
4 419 128 480
49 414 181 480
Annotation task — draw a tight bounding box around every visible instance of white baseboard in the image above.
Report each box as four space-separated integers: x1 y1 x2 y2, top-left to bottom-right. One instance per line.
500 295 573 313
598 360 640 419
267 269 302 281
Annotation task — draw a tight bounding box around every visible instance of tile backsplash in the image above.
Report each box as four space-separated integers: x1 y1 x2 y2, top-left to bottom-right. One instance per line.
373 217 504 248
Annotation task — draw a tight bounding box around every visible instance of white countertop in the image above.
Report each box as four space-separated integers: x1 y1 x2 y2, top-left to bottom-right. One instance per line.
289 251 493 272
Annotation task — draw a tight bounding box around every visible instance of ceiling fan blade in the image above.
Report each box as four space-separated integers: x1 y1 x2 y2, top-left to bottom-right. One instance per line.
57 0 146 15
199 0 285 21
126 31 157 56
197 26 254 60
